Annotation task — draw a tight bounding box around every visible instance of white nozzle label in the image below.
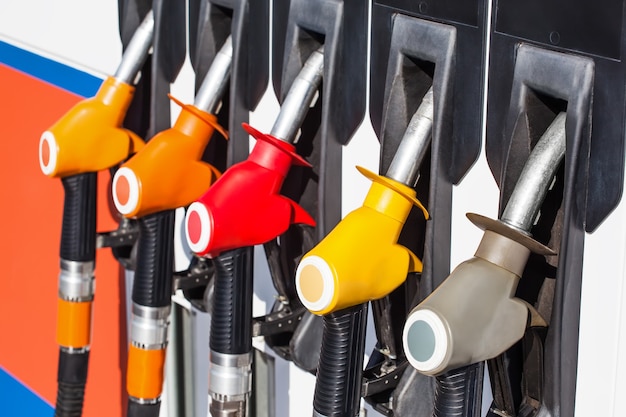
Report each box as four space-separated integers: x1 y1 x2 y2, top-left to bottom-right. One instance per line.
112 167 140 216
39 131 58 176
403 309 448 374
185 202 212 254
295 255 335 313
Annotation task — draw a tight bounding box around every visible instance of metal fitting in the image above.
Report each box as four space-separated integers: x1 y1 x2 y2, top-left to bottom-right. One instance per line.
58 260 95 302
385 87 434 187
271 46 325 143
209 396 248 417
114 10 155 85
194 36 233 114
128 396 159 405
501 112 567 233
60 346 90 354
130 303 170 349
209 351 252 400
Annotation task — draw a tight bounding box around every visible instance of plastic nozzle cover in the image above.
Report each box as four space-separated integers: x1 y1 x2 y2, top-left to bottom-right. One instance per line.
112 95 225 218
184 123 315 257
295 166 428 315
39 76 144 178
402 231 531 376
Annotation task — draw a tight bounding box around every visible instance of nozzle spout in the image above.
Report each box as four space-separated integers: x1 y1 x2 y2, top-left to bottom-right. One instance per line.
270 46 325 143
114 10 155 85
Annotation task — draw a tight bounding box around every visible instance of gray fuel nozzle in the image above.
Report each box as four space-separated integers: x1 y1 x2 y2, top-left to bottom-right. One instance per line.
403 112 566 376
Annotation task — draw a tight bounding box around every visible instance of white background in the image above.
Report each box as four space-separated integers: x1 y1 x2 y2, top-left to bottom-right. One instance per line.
1 0 625 416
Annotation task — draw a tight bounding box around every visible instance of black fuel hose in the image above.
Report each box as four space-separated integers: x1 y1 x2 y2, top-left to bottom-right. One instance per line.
55 173 97 417
210 246 254 354
433 363 483 417
313 304 368 417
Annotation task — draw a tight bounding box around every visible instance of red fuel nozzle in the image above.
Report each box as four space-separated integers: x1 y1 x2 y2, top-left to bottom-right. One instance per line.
112 95 226 218
185 123 315 257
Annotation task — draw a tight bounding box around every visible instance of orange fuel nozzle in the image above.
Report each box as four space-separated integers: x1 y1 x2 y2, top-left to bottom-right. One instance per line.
295 166 428 315
39 76 144 178
112 95 226 218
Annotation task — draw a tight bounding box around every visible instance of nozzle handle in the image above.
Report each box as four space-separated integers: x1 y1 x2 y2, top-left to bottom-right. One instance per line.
132 211 175 308
433 363 483 417
210 246 254 355
55 349 90 417
60 174 97 262
313 304 368 417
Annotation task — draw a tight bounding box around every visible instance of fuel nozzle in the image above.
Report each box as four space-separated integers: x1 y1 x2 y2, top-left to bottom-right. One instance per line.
38 10 154 178
403 112 566 376
294 88 433 315
112 36 232 218
184 47 324 257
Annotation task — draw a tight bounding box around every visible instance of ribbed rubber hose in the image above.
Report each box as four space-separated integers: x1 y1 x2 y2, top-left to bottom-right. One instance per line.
132 211 175 307
60 173 97 262
433 363 483 417
210 247 254 354
128 210 175 417
55 174 97 417
313 304 368 417
55 350 90 417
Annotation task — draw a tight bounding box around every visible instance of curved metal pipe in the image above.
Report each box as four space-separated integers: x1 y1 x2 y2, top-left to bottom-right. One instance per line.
385 87 434 187
114 10 155 85
271 46 325 143
501 112 567 233
193 36 233 114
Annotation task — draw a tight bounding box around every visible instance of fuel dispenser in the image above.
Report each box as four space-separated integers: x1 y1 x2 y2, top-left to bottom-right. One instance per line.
164 2 270 416
264 0 368 376
365 2 488 415
112 36 230 417
38 10 153 417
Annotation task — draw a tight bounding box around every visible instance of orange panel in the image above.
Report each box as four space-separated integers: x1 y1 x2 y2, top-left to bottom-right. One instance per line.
0 63 125 416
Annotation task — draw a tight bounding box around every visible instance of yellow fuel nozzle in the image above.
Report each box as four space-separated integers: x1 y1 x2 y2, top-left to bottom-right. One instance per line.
39 76 144 178
295 166 428 315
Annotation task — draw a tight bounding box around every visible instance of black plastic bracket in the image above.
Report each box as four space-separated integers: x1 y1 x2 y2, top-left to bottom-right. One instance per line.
188 0 269 167
97 218 139 270
485 39 596 416
369 1 488 415
487 0 626 233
